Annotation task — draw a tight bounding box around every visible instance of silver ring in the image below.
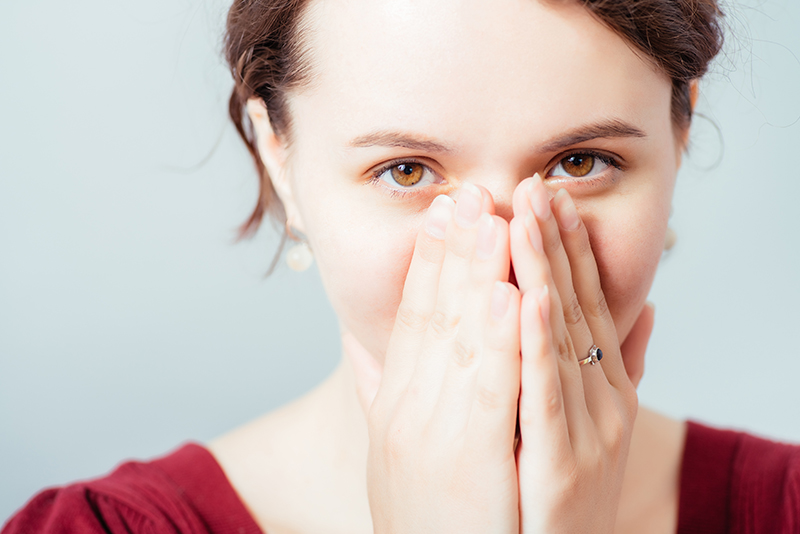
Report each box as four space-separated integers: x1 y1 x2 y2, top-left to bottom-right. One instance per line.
578 344 603 366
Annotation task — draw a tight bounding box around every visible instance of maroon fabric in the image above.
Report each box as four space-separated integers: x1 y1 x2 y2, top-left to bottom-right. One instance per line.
5 423 800 533
678 421 800 534
1 443 263 534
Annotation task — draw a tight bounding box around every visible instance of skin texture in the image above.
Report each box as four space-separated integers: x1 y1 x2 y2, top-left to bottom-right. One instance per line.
276 0 677 361
209 0 689 532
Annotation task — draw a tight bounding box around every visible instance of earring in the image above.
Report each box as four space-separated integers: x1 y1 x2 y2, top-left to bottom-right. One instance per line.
664 227 677 251
285 222 314 272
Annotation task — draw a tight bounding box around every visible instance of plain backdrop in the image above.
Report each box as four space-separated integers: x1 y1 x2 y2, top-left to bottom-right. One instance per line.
1 0 799 521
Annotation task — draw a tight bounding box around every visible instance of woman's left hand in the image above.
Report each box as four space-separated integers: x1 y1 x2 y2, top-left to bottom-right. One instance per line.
508 174 640 534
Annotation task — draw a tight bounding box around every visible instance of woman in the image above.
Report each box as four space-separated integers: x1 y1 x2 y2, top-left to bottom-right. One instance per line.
3 0 799 532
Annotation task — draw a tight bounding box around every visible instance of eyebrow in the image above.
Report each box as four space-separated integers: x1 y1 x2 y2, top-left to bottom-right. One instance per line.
538 120 647 153
346 131 455 153
345 119 646 154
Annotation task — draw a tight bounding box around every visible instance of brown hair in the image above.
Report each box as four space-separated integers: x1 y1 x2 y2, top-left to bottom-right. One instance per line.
224 0 724 238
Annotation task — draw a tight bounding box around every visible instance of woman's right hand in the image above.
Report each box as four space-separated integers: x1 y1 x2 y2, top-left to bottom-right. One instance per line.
364 184 521 533
508 176 643 533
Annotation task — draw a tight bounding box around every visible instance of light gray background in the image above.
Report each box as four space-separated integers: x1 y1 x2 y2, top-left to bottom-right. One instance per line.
1 0 799 522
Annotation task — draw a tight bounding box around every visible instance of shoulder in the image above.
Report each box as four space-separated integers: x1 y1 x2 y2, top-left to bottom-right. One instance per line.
2 444 263 534
207 396 323 530
679 421 800 534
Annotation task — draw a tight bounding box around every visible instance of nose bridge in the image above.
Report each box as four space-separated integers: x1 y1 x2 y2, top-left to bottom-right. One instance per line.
473 172 522 222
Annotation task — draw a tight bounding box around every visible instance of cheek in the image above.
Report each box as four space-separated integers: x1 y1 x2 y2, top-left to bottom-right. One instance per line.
309 213 420 361
583 195 670 343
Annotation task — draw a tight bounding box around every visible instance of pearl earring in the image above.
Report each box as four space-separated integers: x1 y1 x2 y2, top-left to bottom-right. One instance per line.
287 241 313 272
285 223 314 272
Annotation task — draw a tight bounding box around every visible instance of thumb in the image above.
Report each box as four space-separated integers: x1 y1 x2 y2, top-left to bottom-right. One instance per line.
342 330 383 415
619 301 655 388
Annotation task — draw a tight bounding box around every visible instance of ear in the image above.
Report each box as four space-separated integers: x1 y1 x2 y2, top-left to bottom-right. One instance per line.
676 79 700 168
246 98 305 232
678 79 701 158
689 79 700 112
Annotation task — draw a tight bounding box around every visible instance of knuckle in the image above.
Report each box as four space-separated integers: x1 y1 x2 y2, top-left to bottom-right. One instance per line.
445 232 474 260
601 402 634 453
429 309 460 338
603 414 628 452
519 386 561 427
416 235 445 265
394 303 429 333
562 293 584 328
518 405 535 428
452 338 478 368
475 385 502 410
587 286 610 319
382 408 422 462
566 460 583 493
543 386 563 418
542 224 563 253
556 336 572 362
586 439 605 465
559 458 581 493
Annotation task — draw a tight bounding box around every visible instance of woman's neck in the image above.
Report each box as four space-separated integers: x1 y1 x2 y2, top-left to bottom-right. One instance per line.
209 356 373 534
211 357 685 534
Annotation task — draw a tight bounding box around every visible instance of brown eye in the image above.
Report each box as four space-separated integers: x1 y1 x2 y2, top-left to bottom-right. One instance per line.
390 163 425 186
561 154 595 177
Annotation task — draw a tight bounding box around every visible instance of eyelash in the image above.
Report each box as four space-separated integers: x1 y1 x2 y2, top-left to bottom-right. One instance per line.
366 150 624 197
547 150 623 183
367 158 442 198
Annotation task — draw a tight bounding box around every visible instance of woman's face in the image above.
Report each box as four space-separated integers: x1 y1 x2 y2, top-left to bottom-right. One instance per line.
273 0 680 361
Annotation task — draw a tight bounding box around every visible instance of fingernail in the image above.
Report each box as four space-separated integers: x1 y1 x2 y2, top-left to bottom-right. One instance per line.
455 183 482 228
528 173 551 220
525 211 544 253
491 281 510 320
425 194 455 239
476 213 497 259
555 189 580 231
538 284 550 323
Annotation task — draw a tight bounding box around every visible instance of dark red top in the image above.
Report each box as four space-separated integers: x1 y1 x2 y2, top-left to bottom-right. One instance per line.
1 444 263 534
4 421 800 533
678 422 800 534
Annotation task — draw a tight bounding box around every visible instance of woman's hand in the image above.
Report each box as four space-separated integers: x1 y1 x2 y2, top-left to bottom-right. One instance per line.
363 184 522 533
509 174 640 533
347 178 654 533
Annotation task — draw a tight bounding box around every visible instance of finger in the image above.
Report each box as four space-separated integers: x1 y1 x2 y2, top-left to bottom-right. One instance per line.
508 202 605 409
517 285 572 451
432 213 511 431
476 184 496 215
526 175 595 369
380 194 453 400
619 302 655 388
509 217 593 436
552 188 628 391
464 281 521 455
408 183 488 409
512 176 533 220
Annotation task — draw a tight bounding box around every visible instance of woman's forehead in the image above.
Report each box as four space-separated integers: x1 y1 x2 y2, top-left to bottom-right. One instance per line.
294 0 671 149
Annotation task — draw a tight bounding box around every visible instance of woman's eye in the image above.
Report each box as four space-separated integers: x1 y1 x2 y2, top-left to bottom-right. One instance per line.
391 163 424 186
549 153 611 179
376 162 441 190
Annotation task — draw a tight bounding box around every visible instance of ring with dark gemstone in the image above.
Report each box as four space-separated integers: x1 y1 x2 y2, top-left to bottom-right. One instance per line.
579 344 603 366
